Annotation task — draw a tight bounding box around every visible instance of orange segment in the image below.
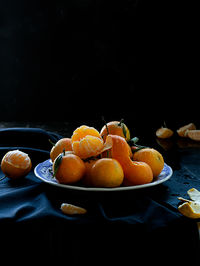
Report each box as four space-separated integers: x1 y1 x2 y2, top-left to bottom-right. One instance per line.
61 203 87 215
177 123 196 137
187 130 200 141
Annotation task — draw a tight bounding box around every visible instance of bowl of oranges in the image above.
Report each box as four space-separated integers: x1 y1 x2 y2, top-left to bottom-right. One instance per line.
34 120 172 192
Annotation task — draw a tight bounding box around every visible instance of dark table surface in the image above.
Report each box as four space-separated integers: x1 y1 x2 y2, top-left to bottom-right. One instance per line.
0 121 199 265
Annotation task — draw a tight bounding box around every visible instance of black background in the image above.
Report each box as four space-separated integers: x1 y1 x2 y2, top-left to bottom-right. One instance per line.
0 0 199 131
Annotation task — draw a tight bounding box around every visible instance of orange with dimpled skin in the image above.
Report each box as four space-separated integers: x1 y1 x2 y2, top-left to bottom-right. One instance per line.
50 138 72 162
53 153 86 184
133 148 164 177
100 120 130 142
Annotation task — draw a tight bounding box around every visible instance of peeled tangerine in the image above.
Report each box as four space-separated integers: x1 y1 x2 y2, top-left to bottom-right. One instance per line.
178 188 200 219
71 125 112 159
1 150 32 179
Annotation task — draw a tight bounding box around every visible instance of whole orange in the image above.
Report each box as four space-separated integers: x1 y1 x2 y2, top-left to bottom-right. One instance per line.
89 158 124 188
1 150 32 179
100 120 130 142
50 138 72 162
132 148 164 177
53 153 86 184
107 135 153 185
82 159 99 186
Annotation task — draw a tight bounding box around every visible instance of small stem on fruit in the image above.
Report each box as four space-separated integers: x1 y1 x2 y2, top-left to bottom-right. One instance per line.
49 139 56 146
102 116 109 135
0 176 6 181
118 118 124 127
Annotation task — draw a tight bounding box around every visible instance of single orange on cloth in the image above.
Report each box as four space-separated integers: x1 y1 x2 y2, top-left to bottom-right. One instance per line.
88 158 124 188
50 138 72 162
132 148 164 177
100 120 130 142
107 135 153 185
71 125 111 159
156 127 174 139
53 152 86 184
1 150 32 179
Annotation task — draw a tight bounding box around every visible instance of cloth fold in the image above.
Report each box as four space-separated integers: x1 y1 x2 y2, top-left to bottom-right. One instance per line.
0 127 199 264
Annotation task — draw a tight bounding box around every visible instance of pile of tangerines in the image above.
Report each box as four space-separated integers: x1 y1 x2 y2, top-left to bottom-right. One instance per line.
0 120 165 188
50 120 164 188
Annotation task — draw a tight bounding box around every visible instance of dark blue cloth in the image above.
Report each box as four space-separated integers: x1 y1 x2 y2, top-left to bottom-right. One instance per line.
0 127 199 264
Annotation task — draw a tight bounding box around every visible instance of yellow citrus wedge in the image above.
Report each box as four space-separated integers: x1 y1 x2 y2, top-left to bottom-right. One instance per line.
61 203 87 215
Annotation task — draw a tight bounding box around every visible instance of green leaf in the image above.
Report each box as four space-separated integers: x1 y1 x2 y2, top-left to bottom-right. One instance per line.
131 145 147 154
128 137 139 145
121 123 127 138
128 137 148 153
118 118 124 127
53 153 63 177
102 116 109 135
118 119 126 138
